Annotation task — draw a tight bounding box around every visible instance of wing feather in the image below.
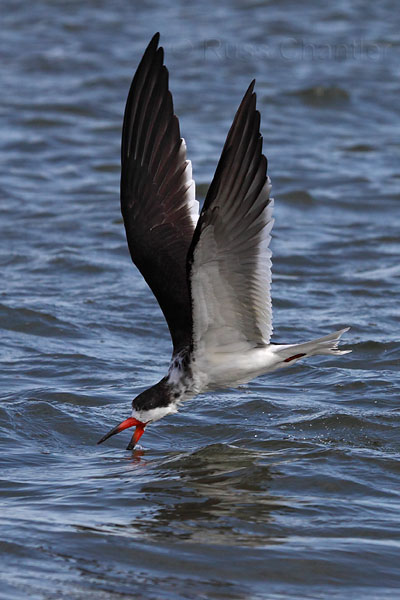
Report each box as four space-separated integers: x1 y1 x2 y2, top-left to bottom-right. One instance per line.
121 34 199 353
188 81 273 357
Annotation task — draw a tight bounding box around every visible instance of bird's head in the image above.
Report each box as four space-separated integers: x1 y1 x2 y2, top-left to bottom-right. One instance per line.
97 378 175 450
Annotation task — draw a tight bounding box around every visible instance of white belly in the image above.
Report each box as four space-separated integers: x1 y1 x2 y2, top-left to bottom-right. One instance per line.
192 345 281 391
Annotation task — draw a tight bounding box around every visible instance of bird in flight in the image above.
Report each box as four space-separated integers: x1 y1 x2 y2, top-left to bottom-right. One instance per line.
98 33 350 451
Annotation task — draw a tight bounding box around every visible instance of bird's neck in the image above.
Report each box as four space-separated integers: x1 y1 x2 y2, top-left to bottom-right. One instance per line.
166 348 195 403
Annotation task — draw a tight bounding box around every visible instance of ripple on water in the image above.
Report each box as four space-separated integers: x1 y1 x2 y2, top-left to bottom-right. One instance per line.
0 304 82 339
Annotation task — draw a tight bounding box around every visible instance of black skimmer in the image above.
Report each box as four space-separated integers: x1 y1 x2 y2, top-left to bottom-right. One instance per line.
97 33 351 451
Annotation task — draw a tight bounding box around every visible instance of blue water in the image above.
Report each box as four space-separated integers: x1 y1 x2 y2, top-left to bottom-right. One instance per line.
1 1 400 598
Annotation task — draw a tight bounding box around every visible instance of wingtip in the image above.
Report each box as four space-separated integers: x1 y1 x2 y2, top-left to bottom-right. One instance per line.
232 79 257 122
247 79 256 95
145 32 161 55
238 80 257 110
149 34 165 69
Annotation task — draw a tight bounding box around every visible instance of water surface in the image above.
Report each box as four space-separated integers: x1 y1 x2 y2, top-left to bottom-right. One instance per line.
1 1 399 598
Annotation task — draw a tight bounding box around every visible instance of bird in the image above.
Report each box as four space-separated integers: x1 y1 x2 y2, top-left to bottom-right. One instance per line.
97 33 351 451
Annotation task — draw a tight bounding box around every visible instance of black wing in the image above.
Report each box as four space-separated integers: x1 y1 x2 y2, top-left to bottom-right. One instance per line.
121 34 198 353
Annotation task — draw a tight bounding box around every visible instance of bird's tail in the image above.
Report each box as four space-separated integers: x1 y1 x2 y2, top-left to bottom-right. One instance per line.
274 327 351 365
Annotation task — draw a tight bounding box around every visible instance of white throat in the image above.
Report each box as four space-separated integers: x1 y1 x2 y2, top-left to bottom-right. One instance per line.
132 404 178 424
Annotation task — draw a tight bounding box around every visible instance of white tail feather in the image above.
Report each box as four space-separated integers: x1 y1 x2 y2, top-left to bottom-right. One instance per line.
274 327 351 364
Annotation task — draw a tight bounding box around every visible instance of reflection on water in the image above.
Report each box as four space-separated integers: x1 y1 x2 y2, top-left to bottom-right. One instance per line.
76 444 283 548
134 445 279 546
